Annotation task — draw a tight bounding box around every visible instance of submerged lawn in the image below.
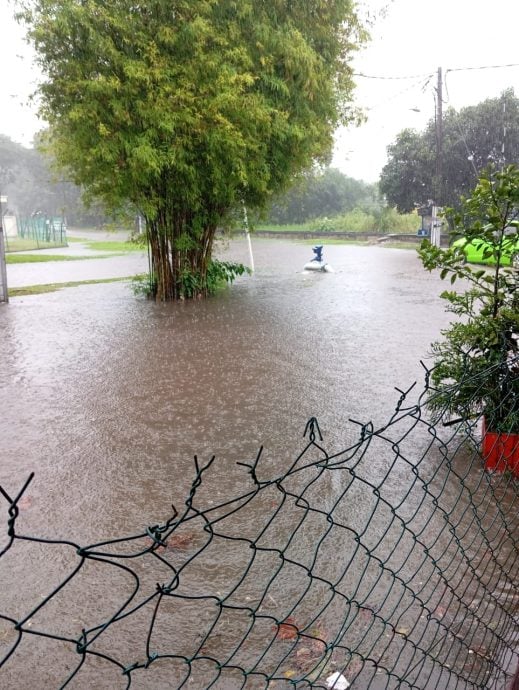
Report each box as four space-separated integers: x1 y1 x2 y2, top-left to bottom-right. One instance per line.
9 276 133 296
6 253 121 263
84 240 144 252
5 239 66 252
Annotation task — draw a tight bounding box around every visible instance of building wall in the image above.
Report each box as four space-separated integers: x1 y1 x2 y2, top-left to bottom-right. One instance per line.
3 216 18 237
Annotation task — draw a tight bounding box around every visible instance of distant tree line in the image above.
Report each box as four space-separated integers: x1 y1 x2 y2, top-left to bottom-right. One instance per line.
265 167 382 224
380 89 519 212
0 133 385 231
266 90 519 226
0 134 108 226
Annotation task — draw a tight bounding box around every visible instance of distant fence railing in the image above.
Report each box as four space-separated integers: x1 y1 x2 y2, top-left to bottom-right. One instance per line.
16 216 67 247
0 363 518 689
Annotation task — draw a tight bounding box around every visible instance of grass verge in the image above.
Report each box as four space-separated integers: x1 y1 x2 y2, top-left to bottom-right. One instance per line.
296 238 419 249
86 240 144 252
9 276 132 297
6 253 122 264
298 238 372 246
5 239 67 252
255 224 313 233
381 242 420 250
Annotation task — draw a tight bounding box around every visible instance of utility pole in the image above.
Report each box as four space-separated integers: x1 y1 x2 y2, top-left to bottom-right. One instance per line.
431 67 443 247
435 66 443 206
501 95 506 168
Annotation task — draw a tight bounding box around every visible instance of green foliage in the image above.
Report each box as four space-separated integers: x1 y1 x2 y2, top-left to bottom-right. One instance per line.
18 0 366 300
86 241 142 252
133 261 250 300
263 207 417 234
418 166 519 433
376 207 419 233
380 90 519 212
180 260 250 299
256 207 418 234
311 208 375 233
310 217 339 233
130 273 155 299
130 273 157 299
266 167 380 224
0 133 103 223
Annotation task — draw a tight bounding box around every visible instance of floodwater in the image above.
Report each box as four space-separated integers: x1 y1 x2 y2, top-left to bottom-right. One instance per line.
0 238 517 689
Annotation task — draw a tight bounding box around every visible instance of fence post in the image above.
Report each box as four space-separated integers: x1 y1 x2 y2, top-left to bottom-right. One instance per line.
0 225 8 303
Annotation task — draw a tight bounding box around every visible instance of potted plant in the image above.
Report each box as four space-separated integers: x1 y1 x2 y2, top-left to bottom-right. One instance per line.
418 165 519 474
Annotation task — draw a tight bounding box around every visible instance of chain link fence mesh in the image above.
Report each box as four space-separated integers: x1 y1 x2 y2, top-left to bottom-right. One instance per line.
1 361 518 689
13 216 67 248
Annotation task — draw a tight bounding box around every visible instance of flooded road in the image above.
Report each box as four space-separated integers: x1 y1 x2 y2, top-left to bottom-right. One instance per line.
1 239 450 526
0 238 516 688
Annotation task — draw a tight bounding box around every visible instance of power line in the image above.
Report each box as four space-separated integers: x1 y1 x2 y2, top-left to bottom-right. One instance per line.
355 62 519 81
446 62 519 73
354 71 434 80
365 75 433 111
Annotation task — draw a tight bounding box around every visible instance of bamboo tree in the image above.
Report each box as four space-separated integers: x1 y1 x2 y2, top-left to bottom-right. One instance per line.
17 0 365 299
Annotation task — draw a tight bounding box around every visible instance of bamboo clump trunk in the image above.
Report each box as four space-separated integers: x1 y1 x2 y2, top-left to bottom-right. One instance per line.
146 208 218 301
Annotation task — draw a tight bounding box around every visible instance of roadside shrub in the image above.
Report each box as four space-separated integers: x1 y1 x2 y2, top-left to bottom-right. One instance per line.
132 261 249 299
258 208 418 234
131 272 156 298
180 260 250 299
310 208 375 233
375 208 418 233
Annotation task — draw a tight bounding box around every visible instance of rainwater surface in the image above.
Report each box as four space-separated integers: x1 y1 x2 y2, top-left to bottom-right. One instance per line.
0 239 515 689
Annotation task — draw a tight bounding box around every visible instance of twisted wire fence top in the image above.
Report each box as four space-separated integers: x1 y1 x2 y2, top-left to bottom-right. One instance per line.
0 363 518 690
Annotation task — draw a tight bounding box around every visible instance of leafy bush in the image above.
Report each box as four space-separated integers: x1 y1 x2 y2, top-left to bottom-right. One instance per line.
308 207 417 234
180 260 250 299
375 207 419 233
418 165 519 433
310 217 337 232
131 273 156 298
132 260 250 299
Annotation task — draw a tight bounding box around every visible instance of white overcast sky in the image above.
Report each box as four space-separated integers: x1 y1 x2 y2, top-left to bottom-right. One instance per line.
1 0 519 182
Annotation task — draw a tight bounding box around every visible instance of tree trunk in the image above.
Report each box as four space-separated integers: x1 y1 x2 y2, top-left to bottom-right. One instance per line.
145 209 218 301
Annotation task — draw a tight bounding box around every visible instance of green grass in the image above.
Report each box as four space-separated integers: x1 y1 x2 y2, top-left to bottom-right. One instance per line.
298 238 372 246
382 242 420 250
255 223 312 232
5 238 67 252
283 238 419 250
9 276 133 297
86 240 144 252
6 253 121 264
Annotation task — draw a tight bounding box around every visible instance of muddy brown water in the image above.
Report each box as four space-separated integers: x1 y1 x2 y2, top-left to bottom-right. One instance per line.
0 239 517 688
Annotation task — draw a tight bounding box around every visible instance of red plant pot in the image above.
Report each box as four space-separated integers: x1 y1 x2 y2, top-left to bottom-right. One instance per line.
482 418 519 476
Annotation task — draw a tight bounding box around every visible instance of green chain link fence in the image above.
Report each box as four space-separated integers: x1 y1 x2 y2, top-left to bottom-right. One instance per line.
14 216 67 248
1 361 518 689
